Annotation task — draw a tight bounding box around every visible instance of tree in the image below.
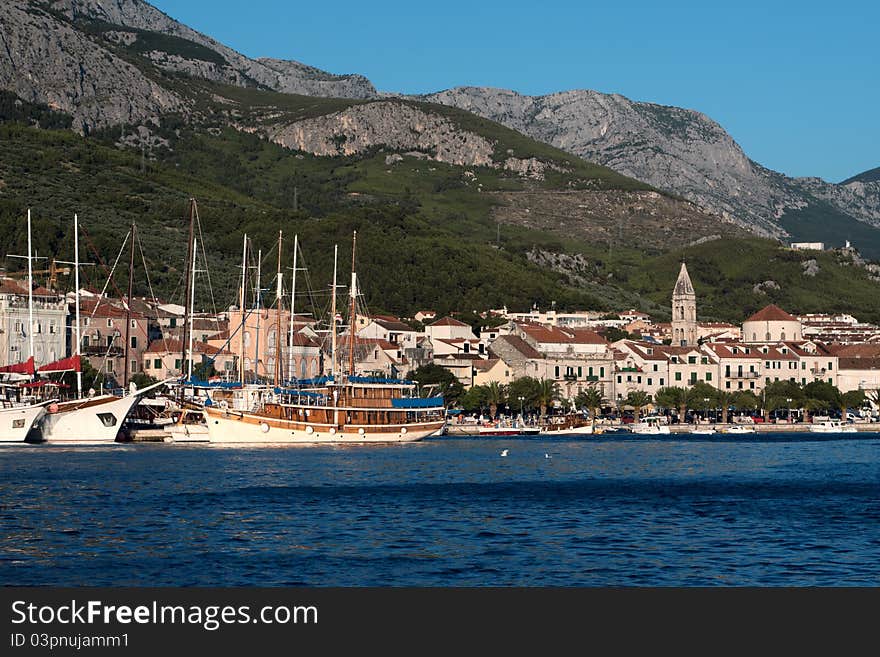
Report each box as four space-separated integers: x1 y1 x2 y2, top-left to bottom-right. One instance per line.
841 389 866 419
625 390 651 422
733 390 760 416
535 378 559 418
409 363 464 406
459 385 489 413
762 380 804 422
655 386 690 423
690 382 716 420
485 381 508 419
714 390 735 424
575 385 606 429
508 376 541 414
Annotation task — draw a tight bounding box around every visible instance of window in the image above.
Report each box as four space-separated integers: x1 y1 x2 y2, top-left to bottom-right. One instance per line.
106 336 113 347
690 373 697 384
107 319 113 328
827 362 833 371
588 367 593 376
49 322 56 334
36 323 42 334
648 378 653 386
83 317 90 327
169 318 177 328
701 357 708 365
688 356 696 364
577 366 582 378
705 373 712 381
725 381 731 389
637 376 642 383
555 366 560 378
14 320 22 333
153 358 161 369
175 359 181 369
659 378 664 386
106 361 114 373
750 382 755 389
130 336 137 349
131 320 137 329
653 364 658 372
801 362 806 370
600 367 605 377
675 372 682 382
82 336 90 348
131 359 138 372
97 413 117 427
617 376 622 384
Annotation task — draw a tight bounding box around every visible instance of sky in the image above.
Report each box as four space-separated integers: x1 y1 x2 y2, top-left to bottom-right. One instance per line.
149 0 878 183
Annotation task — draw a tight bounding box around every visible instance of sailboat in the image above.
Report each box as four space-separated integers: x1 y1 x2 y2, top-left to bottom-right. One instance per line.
36 215 172 445
201 232 446 444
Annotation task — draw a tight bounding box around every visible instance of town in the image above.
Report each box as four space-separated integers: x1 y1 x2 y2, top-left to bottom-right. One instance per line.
2 255 879 426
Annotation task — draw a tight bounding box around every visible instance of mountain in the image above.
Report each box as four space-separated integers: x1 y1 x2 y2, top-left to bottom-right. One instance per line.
842 167 880 185
1 0 879 323
417 87 880 256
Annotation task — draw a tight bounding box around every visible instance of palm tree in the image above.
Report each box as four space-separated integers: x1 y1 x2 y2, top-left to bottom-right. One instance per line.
841 389 865 421
655 386 690 424
536 378 559 419
626 390 652 423
576 385 606 429
486 381 508 420
714 390 735 425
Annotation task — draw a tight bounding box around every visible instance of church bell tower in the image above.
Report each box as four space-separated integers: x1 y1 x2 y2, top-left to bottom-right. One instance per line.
671 261 697 346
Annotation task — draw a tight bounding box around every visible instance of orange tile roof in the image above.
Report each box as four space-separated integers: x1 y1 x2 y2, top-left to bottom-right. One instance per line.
745 304 798 323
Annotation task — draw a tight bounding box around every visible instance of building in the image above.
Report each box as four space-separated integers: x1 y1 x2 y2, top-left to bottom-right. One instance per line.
743 304 802 343
0 278 68 369
790 242 825 251
671 262 698 346
74 297 149 384
143 338 237 381
424 316 477 341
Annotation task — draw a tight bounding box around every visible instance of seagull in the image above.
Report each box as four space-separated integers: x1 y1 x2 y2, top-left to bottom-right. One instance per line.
544 453 552 459
500 449 509 457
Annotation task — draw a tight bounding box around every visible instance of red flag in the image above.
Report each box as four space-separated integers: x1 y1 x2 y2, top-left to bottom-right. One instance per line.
37 355 81 374
0 356 35 375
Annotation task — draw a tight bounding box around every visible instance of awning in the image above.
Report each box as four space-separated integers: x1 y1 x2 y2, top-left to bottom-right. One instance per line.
19 381 70 388
0 356 35 375
37 355 80 374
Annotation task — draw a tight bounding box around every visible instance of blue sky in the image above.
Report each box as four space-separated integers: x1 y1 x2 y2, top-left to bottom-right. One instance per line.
150 0 878 183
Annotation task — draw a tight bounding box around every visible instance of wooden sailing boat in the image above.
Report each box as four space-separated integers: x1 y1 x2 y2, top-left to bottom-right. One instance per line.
201 232 446 443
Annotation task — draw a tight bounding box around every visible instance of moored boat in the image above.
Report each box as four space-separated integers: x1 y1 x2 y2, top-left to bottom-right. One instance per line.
724 425 756 434
809 420 857 434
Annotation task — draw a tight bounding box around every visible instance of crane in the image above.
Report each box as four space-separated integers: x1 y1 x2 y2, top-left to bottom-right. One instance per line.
4 258 71 289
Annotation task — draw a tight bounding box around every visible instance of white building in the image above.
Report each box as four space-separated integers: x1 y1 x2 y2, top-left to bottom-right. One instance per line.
0 278 68 369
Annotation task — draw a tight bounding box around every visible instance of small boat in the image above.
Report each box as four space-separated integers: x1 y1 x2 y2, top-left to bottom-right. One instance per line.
478 423 522 436
0 399 54 444
809 420 857 434
631 416 671 435
724 425 756 434
691 427 717 435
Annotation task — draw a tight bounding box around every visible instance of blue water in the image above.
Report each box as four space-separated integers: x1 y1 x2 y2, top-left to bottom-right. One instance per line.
2 434 879 586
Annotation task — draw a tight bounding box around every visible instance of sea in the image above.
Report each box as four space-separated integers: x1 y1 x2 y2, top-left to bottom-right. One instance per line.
2 433 879 586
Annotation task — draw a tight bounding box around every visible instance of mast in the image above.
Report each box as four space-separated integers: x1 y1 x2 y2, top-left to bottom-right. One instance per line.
347 231 357 376
74 214 82 398
180 199 196 383
187 236 197 382
254 249 262 381
238 234 247 385
288 234 298 382
330 244 338 378
274 230 283 387
27 209 34 364
123 222 136 390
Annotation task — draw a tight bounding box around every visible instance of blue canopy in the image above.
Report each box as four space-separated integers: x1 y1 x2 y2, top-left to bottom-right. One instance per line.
349 376 414 385
391 397 445 409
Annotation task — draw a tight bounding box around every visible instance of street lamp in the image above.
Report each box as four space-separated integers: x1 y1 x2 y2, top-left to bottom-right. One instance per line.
786 398 792 423
518 396 525 418
704 397 710 423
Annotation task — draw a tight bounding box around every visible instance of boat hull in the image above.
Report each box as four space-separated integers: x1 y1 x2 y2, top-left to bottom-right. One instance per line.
203 406 444 444
0 404 48 443
40 395 141 445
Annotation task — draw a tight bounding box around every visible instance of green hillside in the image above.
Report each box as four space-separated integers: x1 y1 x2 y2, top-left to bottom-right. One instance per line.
2 95 880 326
841 167 880 185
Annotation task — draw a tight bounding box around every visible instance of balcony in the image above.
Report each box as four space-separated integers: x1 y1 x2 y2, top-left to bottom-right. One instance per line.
563 374 578 381
618 367 641 373
81 345 124 358
585 375 600 382
810 368 827 376
725 371 760 379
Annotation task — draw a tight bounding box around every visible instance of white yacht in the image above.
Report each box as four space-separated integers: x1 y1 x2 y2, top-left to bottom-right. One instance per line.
630 416 671 435
809 420 857 434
